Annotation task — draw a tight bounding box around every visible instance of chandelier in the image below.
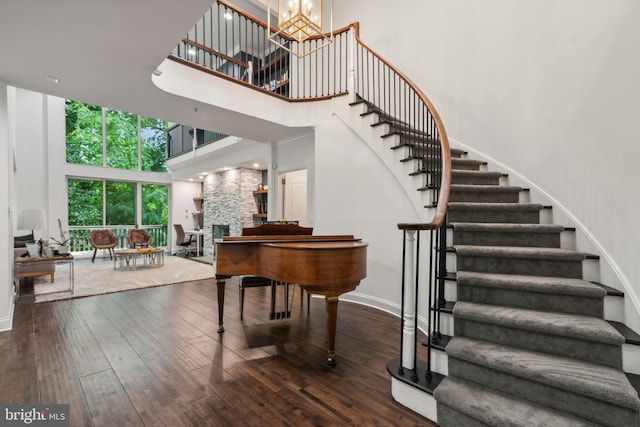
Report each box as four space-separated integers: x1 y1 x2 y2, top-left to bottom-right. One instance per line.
268 0 333 58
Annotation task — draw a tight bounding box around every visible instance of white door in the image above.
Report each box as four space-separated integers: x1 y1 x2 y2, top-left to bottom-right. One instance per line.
280 169 308 226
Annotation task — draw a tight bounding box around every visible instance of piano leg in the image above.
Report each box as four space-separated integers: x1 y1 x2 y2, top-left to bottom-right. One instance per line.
216 277 226 333
325 296 339 366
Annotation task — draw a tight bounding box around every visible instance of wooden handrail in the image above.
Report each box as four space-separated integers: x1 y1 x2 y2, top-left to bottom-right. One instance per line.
181 38 248 69
350 22 452 231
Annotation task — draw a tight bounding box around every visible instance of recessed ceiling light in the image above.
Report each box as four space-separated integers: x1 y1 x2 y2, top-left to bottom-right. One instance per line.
224 12 233 20
199 175 204 180
189 178 194 181
46 75 60 83
188 48 196 56
253 163 259 168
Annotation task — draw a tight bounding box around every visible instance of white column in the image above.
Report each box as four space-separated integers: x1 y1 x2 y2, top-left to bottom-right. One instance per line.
402 230 417 369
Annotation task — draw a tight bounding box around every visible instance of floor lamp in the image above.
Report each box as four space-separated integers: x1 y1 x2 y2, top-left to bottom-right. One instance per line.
18 209 47 255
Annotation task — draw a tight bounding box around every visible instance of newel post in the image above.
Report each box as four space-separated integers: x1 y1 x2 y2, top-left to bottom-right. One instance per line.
401 230 417 370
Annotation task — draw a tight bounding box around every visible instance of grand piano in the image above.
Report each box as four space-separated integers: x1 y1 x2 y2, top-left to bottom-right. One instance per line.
214 223 368 365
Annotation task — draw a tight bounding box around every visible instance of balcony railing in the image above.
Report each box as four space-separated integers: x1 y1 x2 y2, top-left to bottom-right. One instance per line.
170 0 350 101
68 225 168 253
167 124 227 158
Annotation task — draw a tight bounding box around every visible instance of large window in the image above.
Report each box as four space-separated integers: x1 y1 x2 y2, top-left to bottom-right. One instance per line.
106 109 139 170
106 181 136 225
65 99 172 251
68 178 169 248
142 184 169 226
68 179 102 226
65 101 103 166
65 100 169 172
141 116 169 172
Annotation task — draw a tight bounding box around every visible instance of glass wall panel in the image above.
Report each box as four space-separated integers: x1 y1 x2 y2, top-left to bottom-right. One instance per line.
106 109 139 170
141 116 169 172
105 181 136 225
142 184 168 226
65 100 103 166
68 178 103 226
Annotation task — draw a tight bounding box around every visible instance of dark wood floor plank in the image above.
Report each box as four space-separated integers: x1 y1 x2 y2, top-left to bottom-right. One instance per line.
50 301 111 378
0 302 39 403
31 303 94 426
80 369 143 427
1 268 436 427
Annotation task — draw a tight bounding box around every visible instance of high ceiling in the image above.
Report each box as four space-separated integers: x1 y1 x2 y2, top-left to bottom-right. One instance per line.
0 0 301 143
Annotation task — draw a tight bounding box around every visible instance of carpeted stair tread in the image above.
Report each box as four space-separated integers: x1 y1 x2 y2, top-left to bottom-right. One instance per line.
452 170 503 178
451 158 486 171
446 337 640 410
451 223 564 234
434 377 598 427
453 301 624 345
448 202 543 211
455 245 586 261
457 271 605 298
451 184 522 193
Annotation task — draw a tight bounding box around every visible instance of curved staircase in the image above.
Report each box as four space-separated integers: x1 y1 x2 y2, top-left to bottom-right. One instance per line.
350 98 640 426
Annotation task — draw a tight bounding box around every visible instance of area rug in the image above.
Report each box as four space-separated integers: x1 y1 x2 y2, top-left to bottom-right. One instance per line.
33 256 215 303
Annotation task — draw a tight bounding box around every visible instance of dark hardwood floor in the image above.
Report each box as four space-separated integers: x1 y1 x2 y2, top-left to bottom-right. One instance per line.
1 272 435 426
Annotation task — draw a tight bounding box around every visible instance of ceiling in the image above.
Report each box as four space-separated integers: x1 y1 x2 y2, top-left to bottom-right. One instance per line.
0 0 303 179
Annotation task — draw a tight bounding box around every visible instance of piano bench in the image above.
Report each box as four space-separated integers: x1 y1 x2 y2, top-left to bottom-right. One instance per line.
239 276 272 319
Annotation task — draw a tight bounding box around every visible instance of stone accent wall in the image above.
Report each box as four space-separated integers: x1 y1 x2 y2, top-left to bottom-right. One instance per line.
202 168 263 257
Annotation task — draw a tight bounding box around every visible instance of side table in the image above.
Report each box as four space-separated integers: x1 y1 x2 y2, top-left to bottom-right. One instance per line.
14 254 74 298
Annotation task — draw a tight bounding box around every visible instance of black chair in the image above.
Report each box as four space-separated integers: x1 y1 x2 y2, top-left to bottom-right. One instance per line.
173 224 195 256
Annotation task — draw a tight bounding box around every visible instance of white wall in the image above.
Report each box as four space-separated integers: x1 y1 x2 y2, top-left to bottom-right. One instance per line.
171 180 202 251
0 82 14 331
313 111 422 310
268 133 315 224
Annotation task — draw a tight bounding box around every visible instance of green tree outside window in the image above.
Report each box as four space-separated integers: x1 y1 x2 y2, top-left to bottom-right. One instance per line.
141 116 169 172
106 181 136 225
142 184 168 226
106 109 138 170
68 178 103 226
65 100 103 166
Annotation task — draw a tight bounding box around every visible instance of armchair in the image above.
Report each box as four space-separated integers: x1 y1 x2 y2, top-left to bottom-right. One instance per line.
127 228 153 248
89 229 118 262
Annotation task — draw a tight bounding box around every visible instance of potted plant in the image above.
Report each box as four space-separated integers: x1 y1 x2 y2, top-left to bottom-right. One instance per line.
50 219 71 255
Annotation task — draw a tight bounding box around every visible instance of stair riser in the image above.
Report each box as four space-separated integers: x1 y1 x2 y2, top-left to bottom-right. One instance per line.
457 284 603 317
457 256 584 279
429 348 449 376
623 344 640 375
453 231 561 248
448 358 637 427
604 295 625 322
448 210 540 224
454 319 622 368
451 175 500 185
